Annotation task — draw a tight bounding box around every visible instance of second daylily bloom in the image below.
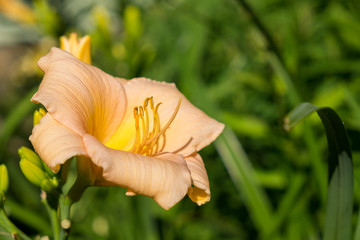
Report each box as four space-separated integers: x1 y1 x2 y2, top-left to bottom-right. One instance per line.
60 33 91 64
30 48 224 209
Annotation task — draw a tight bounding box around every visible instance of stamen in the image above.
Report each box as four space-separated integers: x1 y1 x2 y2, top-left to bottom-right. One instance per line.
139 106 145 141
130 107 141 153
151 102 162 137
149 96 154 110
140 98 150 148
130 97 182 156
145 98 181 146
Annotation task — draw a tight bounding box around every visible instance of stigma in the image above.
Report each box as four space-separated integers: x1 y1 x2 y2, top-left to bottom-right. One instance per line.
130 97 181 156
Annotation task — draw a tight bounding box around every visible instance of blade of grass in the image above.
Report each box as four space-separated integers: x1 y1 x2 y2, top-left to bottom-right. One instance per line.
269 173 306 234
215 128 274 235
318 108 353 240
285 103 353 240
353 208 360 240
5 198 51 235
0 208 32 240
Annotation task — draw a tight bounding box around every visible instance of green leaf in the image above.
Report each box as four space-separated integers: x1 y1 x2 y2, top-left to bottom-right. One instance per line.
285 103 353 240
317 108 352 240
215 128 274 235
283 102 319 131
0 209 32 240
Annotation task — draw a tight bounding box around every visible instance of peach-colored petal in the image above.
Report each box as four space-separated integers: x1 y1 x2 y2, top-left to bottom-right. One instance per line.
32 48 127 143
185 153 211 205
83 134 192 210
107 78 224 156
116 77 128 85
29 114 87 172
125 188 136 196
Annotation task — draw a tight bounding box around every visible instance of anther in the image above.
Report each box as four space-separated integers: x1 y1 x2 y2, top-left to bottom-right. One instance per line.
131 97 181 156
149 97 154 110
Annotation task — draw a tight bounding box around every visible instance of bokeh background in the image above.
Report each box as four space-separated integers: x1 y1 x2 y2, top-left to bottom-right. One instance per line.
1 0 360 239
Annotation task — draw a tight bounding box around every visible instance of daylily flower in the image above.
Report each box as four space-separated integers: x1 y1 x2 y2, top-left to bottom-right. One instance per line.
30 48 224 210
0 0 36 24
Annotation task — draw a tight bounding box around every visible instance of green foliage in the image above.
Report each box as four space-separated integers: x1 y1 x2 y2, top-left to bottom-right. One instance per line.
1 0 360 239
286 103 353 240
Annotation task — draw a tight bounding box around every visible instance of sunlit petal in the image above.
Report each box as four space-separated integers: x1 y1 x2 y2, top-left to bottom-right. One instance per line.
83 134 192 210
32 48 127 142
29 114 86 172
185 153 211 205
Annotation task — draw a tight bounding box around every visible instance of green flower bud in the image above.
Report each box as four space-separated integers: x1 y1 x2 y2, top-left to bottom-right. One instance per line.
20 159 47 187
18 147 43 169
40 178 58 193
0 164 9 194
33 108 46 126
18 147 56 178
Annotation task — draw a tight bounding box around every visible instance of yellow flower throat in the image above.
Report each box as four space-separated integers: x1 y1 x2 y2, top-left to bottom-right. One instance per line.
130 97 181 156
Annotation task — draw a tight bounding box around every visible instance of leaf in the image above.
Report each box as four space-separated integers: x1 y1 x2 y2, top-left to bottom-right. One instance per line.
215 128 274 235
285 103 353 240
283 102 318 131
0 209 32 240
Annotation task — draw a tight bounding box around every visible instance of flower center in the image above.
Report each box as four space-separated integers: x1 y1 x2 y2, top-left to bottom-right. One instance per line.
130 97 181 156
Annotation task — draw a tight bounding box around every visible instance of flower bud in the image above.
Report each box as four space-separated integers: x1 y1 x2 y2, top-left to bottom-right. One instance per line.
0 164 9 194
18 146 43 169
18 146 55 178
33 108 46 126
40 178 58 193
19 158 47 187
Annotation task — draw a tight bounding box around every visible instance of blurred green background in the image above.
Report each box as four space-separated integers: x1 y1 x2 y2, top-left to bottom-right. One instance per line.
1 0 360 239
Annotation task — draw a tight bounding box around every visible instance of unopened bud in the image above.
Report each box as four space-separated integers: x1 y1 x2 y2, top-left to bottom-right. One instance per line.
20 159 47 187
40 178 58 193
18 147 55 178
0 164 9 194
33 108 46 126
18 147 43 169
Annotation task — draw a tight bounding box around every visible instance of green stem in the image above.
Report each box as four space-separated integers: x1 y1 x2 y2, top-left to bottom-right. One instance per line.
234 0 300 105
235 0 283 65
59 195 72 240
42 196 60 240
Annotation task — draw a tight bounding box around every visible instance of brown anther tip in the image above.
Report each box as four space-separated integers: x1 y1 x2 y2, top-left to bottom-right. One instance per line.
144 98 149 108
139 106 144 116
133 107 138 116
150 96 154 109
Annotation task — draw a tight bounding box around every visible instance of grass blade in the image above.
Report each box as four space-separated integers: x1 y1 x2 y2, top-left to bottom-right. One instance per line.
285 103 353 240
215 128 273 236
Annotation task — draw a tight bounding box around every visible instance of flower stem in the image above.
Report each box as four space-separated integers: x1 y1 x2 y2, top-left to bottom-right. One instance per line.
235 0 283 65
59 195 72 240
42 195 60 240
